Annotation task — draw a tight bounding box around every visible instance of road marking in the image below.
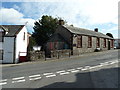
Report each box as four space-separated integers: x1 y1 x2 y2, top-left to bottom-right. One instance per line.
81 68 88 71
29 74 41 80
12 79 25 83
0 82 7 85
60 72 70 75
29 77 42 80
56 70 66 73
12 77 25 80
45 74 56 78
71 70 79 73
29 74 41 78
77 67 83 70
0 79 7 85
89 64 104 69
43 73 54 76
12 77 25 83
67 69 76 71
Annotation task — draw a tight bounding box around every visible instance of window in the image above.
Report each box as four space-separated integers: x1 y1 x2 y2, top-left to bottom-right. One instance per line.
77 35 82 48
111 40 114 48
0 50 3 60
96 38 100 47
88 36 92 48
23 32 25 40
103 39 106 48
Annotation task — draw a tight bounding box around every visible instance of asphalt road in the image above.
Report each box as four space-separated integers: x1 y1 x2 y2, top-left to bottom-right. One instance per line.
0 49 119 89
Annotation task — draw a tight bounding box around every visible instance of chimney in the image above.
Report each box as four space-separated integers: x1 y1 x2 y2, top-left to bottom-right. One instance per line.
94 28 98 32
59 20 64 25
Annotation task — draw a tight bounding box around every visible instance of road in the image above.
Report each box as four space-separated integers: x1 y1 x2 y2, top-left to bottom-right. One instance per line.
0 49 119 89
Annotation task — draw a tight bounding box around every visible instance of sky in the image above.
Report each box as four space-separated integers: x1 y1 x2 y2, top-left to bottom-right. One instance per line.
0 0 119 38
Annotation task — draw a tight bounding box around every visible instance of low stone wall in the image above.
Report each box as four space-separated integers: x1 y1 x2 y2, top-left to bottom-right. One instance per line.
51 50 71 59
27 51 45 61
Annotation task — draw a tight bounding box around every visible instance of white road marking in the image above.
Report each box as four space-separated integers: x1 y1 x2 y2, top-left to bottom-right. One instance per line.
67 69 76 71
12 79 25 83
29 77 42 80
56 70 66 73
12 77 25 80
29 74 41 78
0 79 7 82
71 70 79 73
81 68 88 71
60 72 70 75
109 61 116 65
77 67 83 70
45 74 56 78
0 79 7 85
43 73 54 76
0 82 7 85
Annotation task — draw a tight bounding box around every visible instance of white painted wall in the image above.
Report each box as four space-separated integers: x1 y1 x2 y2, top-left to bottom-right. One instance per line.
15 26 27 63
3 37 15 63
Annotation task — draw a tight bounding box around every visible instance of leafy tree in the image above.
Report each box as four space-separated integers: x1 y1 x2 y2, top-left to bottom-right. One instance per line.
27 36 36 51
32 15 59 47
106 33 114 38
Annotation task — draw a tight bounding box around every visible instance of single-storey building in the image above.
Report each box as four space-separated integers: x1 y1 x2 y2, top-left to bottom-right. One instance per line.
0 25 28 63
46 20 114 55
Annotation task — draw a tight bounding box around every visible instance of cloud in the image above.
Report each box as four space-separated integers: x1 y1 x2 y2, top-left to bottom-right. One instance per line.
0 8 35 32
0 0 119 37
19 0 118 27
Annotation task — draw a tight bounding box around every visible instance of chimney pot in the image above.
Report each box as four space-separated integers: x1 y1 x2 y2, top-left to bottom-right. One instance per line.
59 20 64 25
94 28 98 32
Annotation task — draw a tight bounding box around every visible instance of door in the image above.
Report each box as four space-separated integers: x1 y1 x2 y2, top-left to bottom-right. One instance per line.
3 37 15 63
108 41 110 50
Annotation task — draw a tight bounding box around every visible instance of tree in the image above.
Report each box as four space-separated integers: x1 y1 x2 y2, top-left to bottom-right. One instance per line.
27 36 36 51
106 33 114 38
32 15 59 47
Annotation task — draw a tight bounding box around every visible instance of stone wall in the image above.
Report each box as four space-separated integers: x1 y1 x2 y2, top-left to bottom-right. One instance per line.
73 35 114 55
28 51 45 61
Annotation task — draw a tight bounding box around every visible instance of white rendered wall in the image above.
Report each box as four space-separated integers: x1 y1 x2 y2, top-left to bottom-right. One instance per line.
15 26 27 63
3 37 15 63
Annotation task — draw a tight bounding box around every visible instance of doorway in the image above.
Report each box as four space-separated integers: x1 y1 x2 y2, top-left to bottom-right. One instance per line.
108 41 110 50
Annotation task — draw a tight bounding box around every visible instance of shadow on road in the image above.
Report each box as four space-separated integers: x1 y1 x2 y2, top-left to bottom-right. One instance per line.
35 67 119 89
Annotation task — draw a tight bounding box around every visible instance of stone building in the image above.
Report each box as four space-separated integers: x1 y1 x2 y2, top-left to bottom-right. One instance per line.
46 21 114 55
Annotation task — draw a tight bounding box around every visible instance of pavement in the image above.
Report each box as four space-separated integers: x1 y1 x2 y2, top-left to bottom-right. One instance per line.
0 49 119 67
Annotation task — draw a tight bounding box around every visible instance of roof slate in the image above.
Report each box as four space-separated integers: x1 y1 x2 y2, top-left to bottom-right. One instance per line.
63 25 113 39
0 25 25 37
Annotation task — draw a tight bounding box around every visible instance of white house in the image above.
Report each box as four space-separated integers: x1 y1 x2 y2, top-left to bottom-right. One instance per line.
0 25 28 63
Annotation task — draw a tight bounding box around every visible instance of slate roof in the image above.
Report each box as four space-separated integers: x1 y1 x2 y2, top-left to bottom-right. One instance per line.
0 25 25 37
63 25 113 39
48 33 69 43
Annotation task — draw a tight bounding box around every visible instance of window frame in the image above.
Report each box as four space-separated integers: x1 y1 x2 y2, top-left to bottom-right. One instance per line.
77 35 82 48
96 38 100 48
23 32 25 40
103 38 106 48
88 36 92 48
111 39 114 48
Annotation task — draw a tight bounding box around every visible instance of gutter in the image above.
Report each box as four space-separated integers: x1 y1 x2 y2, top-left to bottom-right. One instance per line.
13 36 16 64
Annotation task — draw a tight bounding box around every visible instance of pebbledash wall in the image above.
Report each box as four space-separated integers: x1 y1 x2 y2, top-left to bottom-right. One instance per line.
73 36 114 54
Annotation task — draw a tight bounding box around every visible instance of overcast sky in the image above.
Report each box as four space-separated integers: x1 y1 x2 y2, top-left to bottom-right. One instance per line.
0 0 119 38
